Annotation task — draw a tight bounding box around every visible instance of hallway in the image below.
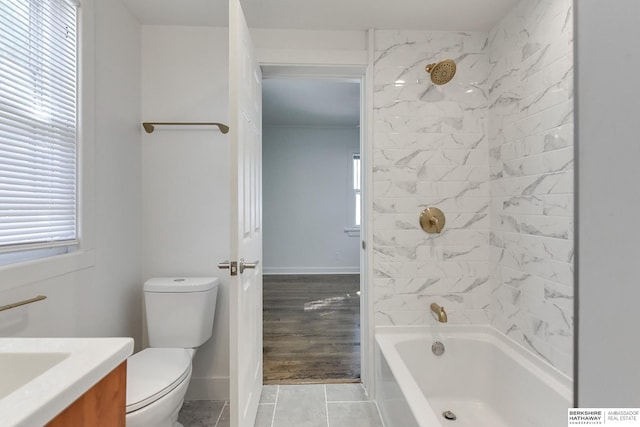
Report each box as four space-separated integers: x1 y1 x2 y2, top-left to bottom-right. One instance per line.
262 274 360 384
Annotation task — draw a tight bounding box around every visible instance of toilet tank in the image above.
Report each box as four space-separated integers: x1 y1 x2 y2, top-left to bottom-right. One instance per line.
144 277 219 348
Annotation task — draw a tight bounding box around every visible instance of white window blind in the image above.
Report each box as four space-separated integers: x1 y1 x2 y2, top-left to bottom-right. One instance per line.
0 0 78 252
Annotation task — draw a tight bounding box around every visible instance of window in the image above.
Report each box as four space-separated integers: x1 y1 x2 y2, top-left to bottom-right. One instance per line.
0 0 79 261
345 153 360 236
353 154 361 227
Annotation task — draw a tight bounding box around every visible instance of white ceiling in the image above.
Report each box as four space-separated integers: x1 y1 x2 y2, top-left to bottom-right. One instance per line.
262 79 360 127
122 0 519 31
124 0 519 127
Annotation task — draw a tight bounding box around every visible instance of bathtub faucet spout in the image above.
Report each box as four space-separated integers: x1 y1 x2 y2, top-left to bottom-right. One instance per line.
430 303 448 323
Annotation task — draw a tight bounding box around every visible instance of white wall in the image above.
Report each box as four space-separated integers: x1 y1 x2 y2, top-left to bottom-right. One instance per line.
0 0 143 346
140 26 368 400
575 0 640 407
252 29 367 66
87 0 143 341
141 25 230 400
263 126 360 274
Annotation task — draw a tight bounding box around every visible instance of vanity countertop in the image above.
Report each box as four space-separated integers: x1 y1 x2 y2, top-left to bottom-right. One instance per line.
0 337 134 427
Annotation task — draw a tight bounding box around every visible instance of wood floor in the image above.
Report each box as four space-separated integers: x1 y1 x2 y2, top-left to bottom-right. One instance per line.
263 274 361 385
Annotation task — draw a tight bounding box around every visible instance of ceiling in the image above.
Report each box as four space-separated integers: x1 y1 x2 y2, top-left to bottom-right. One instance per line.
124 0 519 127
122 0 519 31
262 79 360 127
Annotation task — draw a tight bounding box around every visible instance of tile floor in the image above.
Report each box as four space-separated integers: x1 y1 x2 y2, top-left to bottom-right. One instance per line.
178 384 385 427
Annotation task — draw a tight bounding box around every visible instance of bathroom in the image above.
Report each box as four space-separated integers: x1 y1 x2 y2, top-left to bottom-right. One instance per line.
0 0 638 426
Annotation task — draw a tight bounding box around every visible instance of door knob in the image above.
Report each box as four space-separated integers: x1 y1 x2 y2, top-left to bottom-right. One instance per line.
239 258 259 274
217 260 238 276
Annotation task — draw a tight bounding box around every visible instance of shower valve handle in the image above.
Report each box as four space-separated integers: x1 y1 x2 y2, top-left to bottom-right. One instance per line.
429 214 442 233
420 207 446 234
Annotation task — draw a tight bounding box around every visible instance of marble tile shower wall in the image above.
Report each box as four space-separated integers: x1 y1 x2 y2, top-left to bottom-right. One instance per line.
487 0 574 376
372 31 492 326
372 0 573 378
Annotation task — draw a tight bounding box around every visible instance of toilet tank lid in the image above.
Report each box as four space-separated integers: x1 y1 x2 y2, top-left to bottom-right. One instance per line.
144 277 219 293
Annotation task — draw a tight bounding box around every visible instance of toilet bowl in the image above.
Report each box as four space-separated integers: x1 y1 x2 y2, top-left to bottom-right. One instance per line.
125 277 219 427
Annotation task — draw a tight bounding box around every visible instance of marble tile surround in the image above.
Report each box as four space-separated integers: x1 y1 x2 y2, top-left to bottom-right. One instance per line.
372 29 492 326
487 0 574 376
372 0 573 377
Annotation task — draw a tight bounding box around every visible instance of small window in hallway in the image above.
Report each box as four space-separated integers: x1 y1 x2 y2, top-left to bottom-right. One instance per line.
353 154 361 227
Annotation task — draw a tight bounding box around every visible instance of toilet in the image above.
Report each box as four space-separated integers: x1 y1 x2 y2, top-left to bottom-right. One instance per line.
125 277 219 427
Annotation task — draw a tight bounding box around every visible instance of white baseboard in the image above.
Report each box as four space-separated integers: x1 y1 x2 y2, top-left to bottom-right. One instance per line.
185 376 229 401
263 266 360 275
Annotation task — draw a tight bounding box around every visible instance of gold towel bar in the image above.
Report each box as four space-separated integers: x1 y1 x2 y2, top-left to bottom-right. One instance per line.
0 295 47 312
142 122 230 134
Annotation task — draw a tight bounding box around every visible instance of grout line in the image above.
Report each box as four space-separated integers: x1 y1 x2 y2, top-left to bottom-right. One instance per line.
359 383 370 399
269 386 279 427
373 400 387 427
324 384 330 427
213 401 227 427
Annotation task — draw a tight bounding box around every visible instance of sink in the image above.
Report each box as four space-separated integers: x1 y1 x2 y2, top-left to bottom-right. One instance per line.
0 352 70 399
0 337 133 427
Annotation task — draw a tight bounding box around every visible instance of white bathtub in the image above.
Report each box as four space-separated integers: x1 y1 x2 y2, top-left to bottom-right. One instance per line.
375 325 572 427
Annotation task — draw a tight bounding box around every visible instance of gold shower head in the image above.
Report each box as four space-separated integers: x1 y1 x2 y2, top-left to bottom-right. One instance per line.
425 59 457 85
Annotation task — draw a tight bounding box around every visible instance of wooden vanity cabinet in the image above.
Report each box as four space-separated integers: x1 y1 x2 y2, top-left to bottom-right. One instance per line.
46 361 127 427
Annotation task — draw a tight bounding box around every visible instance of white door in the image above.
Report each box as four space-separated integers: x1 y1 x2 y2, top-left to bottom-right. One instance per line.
228 0 263 425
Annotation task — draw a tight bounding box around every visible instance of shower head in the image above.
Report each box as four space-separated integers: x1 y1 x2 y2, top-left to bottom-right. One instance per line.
425 59 456 85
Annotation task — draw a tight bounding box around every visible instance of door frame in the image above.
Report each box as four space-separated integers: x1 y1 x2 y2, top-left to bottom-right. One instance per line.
259 61 374 393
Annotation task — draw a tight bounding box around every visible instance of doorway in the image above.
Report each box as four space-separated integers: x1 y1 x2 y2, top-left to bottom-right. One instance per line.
261 76 363 384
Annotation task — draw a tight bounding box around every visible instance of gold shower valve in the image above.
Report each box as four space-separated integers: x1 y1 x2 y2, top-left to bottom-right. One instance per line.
420 207 446 234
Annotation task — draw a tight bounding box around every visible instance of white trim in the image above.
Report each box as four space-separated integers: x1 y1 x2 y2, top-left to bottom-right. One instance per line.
0 240 79 254
361 28 376 398
259 58 370 398
263 267 360 275
0 249 95 293
261 65 367 79
262 124 358 130
256 49 367 67
77 0 96 254
0 245 77 268
185 376 230 401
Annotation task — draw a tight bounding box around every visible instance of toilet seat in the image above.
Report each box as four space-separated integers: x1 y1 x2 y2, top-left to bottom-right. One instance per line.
126 348 192 413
